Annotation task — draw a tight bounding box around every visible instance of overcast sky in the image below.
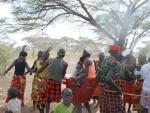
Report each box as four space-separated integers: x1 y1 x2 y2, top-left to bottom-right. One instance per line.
0 2 149 52
0 2 97 42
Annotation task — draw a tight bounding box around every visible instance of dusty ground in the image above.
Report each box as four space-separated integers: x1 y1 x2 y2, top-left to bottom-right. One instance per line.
0 74 140 113
0 72 100 113
0 58 139 113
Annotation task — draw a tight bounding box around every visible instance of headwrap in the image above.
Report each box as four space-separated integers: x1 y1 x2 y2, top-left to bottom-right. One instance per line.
109 44 122 51
84 47 93 55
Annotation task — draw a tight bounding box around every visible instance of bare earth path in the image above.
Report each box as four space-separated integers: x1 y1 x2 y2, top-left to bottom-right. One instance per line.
0 74 100 113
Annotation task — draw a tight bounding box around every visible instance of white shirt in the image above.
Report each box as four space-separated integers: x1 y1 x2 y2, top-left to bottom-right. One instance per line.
140 63 150 92
6 98 21 113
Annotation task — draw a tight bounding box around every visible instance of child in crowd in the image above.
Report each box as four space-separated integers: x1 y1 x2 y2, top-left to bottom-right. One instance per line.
5 88 21 113
51 88 74 113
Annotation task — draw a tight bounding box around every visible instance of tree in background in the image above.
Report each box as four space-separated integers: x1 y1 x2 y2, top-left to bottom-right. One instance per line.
24 35 100 52
139 41 150 56
1 0 149 50
0 18 10 39
0 41 20 74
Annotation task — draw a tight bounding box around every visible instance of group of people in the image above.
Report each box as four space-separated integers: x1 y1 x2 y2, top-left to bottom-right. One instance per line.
3 44 150 113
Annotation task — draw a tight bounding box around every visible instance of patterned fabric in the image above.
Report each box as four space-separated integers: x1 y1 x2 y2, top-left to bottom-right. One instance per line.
98 56 123 113
31 77 45 109
132 80 143 104
6 75 26 102
44 79 61 103
31 61 48 109
100 81 124 113
65 78 98 104
99 56 121 83
123 81 134 104
140 90 150 109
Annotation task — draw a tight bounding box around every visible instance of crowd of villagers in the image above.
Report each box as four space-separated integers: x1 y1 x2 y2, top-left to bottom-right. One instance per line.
3 44 150 113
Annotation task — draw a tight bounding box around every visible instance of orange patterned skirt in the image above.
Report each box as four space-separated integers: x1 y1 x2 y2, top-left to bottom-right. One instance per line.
6 75 26 102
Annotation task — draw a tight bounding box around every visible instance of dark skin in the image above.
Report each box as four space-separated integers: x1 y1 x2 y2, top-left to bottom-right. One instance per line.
138 54 147 65
36 51 50 74
28 51 43 111
26 51 43 75
92 53 105 108
74 50 92 113
135 55 148 79
4 56 31 107
4 56 31 75
37 55 67 76
105 50 122 96
124 55 136 79
105 70 122 95
37 53 68 113
98 52 105 62
75 59 92 81
75 51 92 81
34 51 49 113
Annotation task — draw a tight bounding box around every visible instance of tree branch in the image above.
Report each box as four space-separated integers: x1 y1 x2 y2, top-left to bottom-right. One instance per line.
76 0 94 20
119 0 128 7
131 28 150 50
134 0 149 12
41 12 69 30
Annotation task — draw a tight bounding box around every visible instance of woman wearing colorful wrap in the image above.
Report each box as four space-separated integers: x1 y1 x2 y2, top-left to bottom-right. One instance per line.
31 50 50 113
4 47 31 106
37 48 68 113
92 51 105 108
98 44 124 113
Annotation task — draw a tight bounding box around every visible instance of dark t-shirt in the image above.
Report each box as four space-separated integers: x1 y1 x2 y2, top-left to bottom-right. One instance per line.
14 59 26 75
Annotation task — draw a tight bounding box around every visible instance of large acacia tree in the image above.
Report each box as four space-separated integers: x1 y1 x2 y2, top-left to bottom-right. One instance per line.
4 0 150 49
